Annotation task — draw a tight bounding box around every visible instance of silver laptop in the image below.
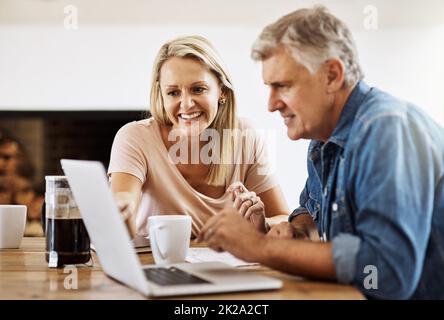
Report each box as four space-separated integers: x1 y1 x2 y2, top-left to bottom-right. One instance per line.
61 159 282 297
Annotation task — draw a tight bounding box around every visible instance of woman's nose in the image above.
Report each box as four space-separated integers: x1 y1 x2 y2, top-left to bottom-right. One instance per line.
180 93 195 110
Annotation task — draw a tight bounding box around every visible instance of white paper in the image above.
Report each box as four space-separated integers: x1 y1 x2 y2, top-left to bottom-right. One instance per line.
186 248 259 267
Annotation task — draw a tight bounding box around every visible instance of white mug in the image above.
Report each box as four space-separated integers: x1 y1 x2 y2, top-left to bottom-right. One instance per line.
148 215 191 265
0 205 27 249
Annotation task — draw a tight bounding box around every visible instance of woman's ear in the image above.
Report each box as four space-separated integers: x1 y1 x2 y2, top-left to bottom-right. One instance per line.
219 90 227 105
324 58 346 93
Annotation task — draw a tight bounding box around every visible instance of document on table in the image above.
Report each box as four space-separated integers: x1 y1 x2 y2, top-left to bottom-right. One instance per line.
186 248 259 267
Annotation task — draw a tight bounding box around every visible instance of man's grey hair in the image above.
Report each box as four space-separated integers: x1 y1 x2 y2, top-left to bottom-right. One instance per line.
251 6 364 86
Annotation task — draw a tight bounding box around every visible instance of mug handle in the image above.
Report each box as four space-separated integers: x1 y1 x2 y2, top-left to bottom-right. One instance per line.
152 225 167 259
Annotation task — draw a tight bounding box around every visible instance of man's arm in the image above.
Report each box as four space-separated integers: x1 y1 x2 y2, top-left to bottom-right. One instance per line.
260 237 336 281
198 209 336 281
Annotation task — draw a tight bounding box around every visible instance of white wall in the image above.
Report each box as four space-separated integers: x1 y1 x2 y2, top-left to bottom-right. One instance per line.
1 0 443 209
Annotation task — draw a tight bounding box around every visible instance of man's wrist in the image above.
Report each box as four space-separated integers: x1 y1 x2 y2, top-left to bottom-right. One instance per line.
256 234 272 264
288 208 309 222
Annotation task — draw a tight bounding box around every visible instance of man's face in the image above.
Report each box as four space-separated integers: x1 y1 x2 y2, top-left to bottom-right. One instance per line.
0 176 13 204
262 46 334 141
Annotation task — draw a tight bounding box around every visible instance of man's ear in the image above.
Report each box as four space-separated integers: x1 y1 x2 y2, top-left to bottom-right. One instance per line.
324 58 345 93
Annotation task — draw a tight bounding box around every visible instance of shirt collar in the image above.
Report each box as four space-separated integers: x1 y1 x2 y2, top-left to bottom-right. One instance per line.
308 81 371 161
327 80 371 149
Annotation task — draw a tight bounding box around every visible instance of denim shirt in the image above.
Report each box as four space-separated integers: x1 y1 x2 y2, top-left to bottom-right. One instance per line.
290 81 444 299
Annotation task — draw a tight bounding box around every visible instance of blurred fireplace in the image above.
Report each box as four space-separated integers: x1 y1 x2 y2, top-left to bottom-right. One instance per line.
0 110 146 193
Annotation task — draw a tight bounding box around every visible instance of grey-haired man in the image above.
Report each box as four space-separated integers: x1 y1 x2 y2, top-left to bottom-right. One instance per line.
198 6 444 299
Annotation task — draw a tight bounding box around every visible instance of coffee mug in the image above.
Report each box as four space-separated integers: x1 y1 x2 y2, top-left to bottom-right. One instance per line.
148 215 191 265
0 205 27 249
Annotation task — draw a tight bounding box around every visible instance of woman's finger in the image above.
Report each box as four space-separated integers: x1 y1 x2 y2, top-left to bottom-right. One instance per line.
239 199 254 217
233 191 252 210
226 182 246 193
233 192 255 212
244 202 264 220
227 182 248 202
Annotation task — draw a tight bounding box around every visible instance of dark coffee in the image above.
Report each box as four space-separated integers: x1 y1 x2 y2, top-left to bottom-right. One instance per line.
45 218 91 267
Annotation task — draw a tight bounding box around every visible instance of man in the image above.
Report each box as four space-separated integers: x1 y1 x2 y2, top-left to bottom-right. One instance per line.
0 134 20 176
197 6 444 299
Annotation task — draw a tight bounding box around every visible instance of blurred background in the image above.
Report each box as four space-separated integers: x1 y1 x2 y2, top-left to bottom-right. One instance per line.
1 0 443 235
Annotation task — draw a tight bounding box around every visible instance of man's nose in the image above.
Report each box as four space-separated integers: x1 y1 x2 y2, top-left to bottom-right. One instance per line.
268 91 282 112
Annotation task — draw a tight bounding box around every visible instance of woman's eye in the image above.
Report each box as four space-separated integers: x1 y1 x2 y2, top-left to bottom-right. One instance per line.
192 87 206 94
167 91 179 97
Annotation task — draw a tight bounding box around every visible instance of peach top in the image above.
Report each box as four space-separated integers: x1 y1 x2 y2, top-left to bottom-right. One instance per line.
108 118 277 237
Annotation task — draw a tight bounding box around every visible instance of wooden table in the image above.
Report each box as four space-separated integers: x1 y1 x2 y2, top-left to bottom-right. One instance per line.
0 238 364 300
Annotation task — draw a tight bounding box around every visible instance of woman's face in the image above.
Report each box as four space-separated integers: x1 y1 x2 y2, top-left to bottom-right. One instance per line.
159 57 223 136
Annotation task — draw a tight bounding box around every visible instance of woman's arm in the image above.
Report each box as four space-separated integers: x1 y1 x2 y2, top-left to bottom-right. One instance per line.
258 185 289 218
110 172 143 238
258 185 290 228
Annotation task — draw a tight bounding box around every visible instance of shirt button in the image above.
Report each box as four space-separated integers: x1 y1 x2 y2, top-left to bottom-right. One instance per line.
332 202 338 212
323 187 328 196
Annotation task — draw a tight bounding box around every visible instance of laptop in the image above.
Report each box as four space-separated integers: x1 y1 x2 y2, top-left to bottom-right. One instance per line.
60 159 282 297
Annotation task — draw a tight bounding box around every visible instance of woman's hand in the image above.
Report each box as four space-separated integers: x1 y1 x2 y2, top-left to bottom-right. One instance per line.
110 173 143 240
226 182 267 233
114 192 137 239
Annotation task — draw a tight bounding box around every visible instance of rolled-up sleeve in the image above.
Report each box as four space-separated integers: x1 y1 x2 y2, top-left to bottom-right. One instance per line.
332 234 361 284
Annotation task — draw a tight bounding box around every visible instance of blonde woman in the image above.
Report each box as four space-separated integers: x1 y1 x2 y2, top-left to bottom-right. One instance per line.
108 36 288 238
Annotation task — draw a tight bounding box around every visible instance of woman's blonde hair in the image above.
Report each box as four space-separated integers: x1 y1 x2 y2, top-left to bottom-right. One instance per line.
149 35 238 186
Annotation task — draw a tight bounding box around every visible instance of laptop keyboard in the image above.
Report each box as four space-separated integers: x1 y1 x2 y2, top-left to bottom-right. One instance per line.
144 267 211 286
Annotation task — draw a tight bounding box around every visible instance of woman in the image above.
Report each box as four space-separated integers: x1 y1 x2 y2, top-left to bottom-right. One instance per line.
108 35 288 238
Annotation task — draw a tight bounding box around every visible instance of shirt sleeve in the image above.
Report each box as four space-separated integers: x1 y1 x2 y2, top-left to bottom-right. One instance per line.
332 113 436 299
107 122 148 184
288 179 310 222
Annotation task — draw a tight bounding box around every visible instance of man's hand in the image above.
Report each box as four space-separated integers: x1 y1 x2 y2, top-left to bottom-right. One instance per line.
196 207 266 262
267 213 318 241
267 221 294 239
268 221 312 240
